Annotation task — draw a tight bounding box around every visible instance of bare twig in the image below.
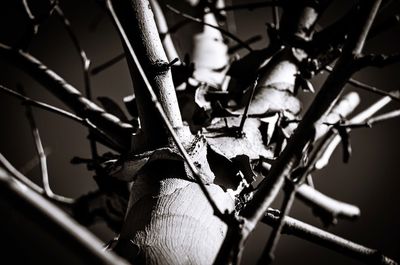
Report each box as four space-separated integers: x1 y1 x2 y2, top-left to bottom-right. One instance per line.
19 0 55 49
257 183 297 264
347 80 400 103
0 84 84 124
262 209 398 265
166 4 253 52
53 4 98 159
91 53 125 75
54 5 92 99
208 1 281 13
20 87 54 198
332 109 400 129
20 147 51 175
0 153 74 205
228 35 262 54
0 84 123 151
238 78 258 134
150 0 180 62
326 65 400 102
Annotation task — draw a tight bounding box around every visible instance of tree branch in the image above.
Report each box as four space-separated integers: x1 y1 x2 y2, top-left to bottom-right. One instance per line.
0 84 84 124
262 209 398 265
0 84 124 151
91 53 125 75
106 0 225 219
332 109 400 129
213 1 383 264
53 4 98 159
150 0 180 62
21 87 54 198
0 43 133 152
242 0 381 229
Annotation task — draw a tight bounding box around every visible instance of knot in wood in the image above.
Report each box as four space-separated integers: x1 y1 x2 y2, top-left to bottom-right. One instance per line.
149 60 170 75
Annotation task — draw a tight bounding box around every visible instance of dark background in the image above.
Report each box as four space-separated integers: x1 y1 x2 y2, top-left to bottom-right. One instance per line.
0 0 399 264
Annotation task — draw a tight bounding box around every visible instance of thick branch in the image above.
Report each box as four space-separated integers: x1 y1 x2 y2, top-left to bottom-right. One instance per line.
0 43 133 152
109 0 187 151
241 0 381 230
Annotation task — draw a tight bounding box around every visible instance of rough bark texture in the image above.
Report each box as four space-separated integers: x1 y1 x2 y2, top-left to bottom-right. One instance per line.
110 0 187 152
117 175 234 265
110 1 234 264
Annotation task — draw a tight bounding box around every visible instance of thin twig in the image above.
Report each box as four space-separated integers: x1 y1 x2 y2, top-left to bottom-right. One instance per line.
19 0 44 50
257 184 297 264
20 87 54 198
0 84 84 124
106 0 227 222
150 0 180 62
262 209 398 265
228 35 262 54
238 78 258 134
20 147 51 175
208 1 281 13
325 65 400 102
91 53 125 75
166 4 253 52
54 6 92 99
53 5 98 159
0 153 74 205
333 109 400 129
0 84 122 151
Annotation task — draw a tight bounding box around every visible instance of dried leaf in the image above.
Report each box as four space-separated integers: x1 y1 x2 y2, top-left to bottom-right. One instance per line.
205 117 275 160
